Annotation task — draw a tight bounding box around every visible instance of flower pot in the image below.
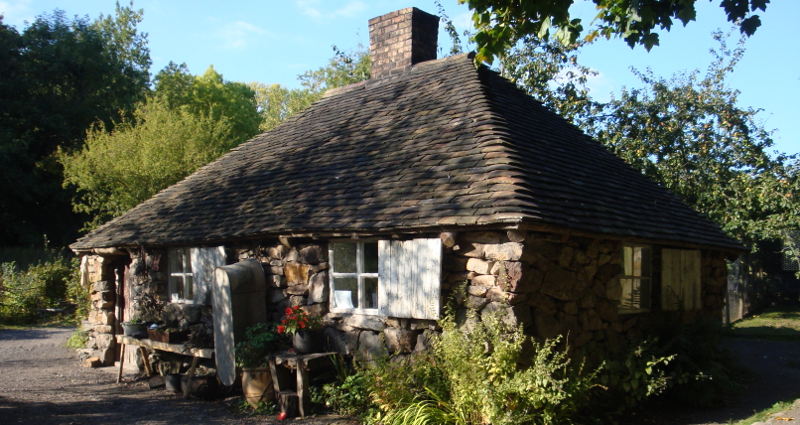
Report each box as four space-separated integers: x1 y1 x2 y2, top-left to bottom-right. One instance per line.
165 373 183 393
242 367 274 407
292 330 322 354
147 328 189 344
122 323 147 338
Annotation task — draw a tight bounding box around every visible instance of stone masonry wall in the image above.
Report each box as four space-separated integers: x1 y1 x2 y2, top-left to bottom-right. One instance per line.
80 254 120 366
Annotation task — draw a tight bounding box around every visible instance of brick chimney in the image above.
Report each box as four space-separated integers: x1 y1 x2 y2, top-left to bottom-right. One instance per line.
368 7 439 79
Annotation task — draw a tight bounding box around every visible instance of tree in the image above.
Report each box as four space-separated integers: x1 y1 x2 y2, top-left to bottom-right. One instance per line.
62 64 261 229
499 36 596 123
153 63 261 145
0 5 149 246
60 98 238 229
583 32 799 247
463 0 770 64
250 45 371 133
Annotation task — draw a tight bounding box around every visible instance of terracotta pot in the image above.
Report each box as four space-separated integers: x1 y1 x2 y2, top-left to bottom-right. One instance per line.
242 367 274 407
292 330 322 354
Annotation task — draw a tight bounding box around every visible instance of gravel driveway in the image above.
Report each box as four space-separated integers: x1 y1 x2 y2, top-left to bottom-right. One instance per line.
0 327 356 425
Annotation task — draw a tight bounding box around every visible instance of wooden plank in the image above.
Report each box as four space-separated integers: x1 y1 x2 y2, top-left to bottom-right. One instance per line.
378 240 392 316
117 343 125 383
115 335 214 358
682 250 701 310
661 249 680 311
190 246 226 305
297 359 309 417
183 357 200 398
138 346 153 377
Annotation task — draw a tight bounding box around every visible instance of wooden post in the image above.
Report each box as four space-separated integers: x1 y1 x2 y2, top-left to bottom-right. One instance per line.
278 391 298 417
183 357 200 398
138 346 153 377
296 359 309 417
116 343 126 383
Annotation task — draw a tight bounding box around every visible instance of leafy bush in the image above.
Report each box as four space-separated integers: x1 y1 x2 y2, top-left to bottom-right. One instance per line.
596 340 674 408
65 329 89 348
0 256 80 324
235 323 289 368
357 307 603 425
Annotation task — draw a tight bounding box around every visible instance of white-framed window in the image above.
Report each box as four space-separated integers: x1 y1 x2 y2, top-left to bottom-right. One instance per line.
661 249 701 311
169 246 226 305
619 245 652 313
169 248 194 303
328 238 441 319
329 241 380 313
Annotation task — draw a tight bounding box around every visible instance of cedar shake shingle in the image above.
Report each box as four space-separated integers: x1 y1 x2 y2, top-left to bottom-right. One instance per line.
71 53 744 253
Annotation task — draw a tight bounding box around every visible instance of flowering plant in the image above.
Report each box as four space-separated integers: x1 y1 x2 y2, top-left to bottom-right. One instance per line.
277 306 323 335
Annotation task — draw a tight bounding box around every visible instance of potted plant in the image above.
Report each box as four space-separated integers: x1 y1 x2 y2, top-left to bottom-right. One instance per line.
121 318 147 338
277 306 323 354
236 323 289 407
147 326 189 344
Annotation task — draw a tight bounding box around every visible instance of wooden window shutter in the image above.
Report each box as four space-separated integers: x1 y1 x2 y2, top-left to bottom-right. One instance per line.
190 246 226 305
378 238 441 319
661 249 702 311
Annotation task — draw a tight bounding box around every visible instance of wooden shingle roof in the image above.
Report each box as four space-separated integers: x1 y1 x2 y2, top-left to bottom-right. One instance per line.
71 53 744 253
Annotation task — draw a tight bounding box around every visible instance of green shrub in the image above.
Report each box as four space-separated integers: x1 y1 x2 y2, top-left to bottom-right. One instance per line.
234 323 289 368
65 329 89 349
597 340 674 408
0 256 80 325
321 367 379 418
367 307 602 425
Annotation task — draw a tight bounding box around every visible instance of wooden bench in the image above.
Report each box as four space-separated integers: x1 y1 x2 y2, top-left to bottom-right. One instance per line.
268 352 335 417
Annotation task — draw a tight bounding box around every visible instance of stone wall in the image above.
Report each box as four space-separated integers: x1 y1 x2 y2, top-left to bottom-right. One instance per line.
80 254 122 366
78 231 730 368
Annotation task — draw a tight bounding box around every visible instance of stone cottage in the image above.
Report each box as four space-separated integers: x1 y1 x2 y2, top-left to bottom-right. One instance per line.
70 8 745 375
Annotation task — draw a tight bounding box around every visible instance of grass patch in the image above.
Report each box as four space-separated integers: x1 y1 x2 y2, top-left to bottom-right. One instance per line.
725 306 800 341
731 398 799 425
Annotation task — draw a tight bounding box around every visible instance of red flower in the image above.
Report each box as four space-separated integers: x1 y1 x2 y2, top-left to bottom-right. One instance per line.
281 319 287 324
277 412 287 420
293 306 300 310
277 325 285 334
285 307 294 315
299 321 306 328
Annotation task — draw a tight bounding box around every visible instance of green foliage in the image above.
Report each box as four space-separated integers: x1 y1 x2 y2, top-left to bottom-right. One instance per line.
65 329 89 349
0 256 79 324
235 323 288 369
597 340 673 407
153 63 261 145
321 367 380 419
249 82 317 132
0 5 149 246
462 0 770 64
584 32 800 248
60 96 243 229
499 37 596 123
298 45 370 95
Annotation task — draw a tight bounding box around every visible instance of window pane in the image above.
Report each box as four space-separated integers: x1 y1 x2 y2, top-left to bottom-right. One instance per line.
364 277 378 309
639 247 651 277
620 278 639 310
185 275 193 300
170 249 183 274
623 246 633 276
183 248 192 273
333 277 358 309
171 276 184 301
332 243 357 273
363 242 378 273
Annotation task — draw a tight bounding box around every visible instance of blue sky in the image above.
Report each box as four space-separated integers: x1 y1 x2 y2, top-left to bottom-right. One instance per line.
2 0 797 156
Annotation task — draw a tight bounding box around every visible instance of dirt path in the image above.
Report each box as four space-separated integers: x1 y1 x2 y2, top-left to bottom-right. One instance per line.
0 327 356 425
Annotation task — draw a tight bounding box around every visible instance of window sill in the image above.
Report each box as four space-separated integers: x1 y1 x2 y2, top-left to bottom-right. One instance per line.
328 308 381 317
619 308 649 315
